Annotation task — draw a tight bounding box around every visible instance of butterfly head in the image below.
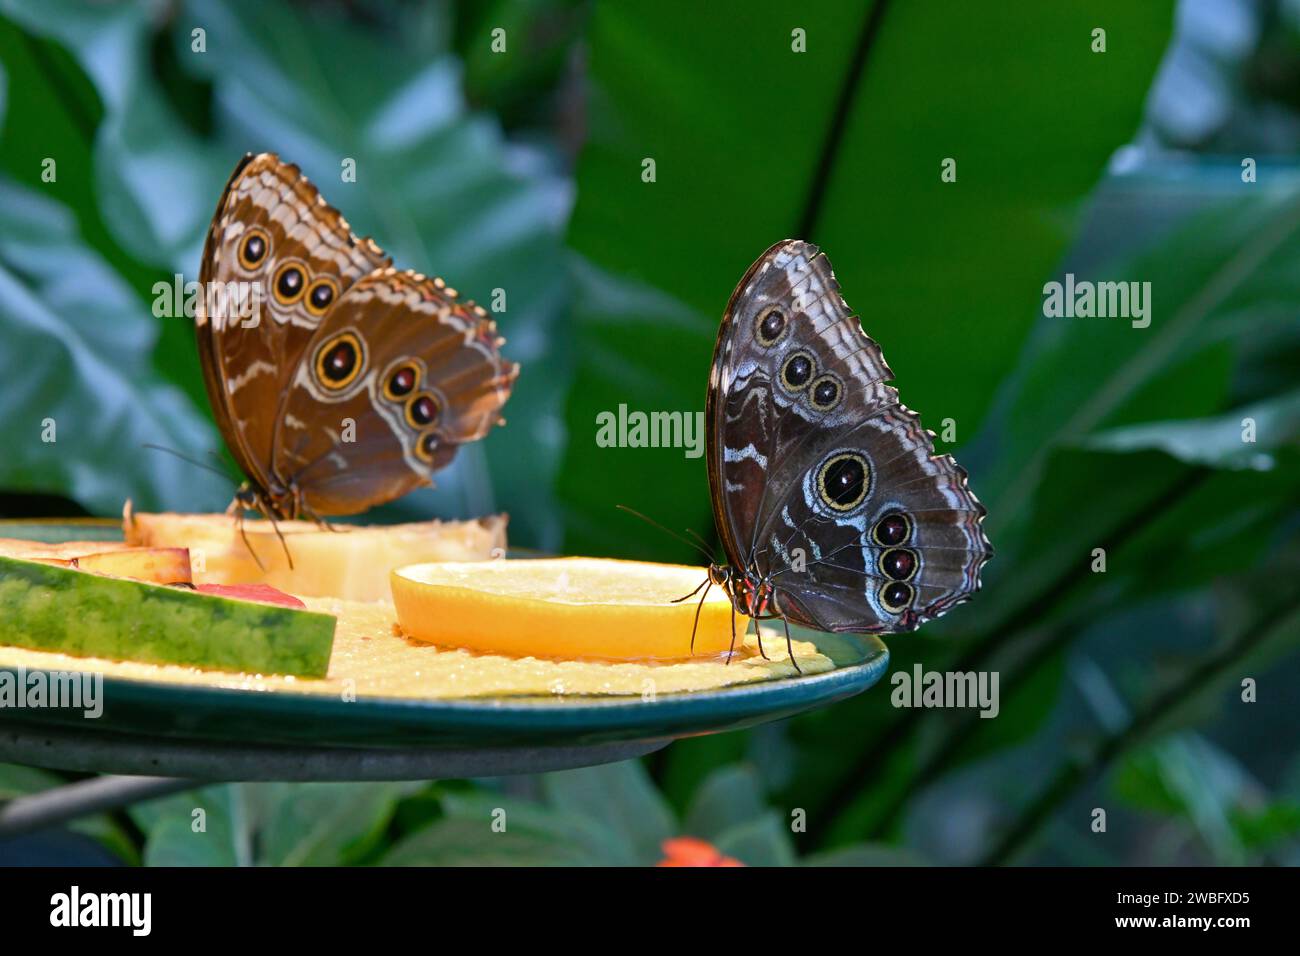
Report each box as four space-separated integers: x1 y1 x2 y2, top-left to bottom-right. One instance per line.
230 483 263 514
226 478 300 523
716 563 775 619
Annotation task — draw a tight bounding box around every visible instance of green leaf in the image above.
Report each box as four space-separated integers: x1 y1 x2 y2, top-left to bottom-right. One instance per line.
712 812 796 867
683 763 768 841
658 731 751 812
135 784 254 867
1080 390 1300 470
143 814 241 867
947 649 1069 768
973 175 1300 561
1229 802 1300 852
802 844 927 867
382 790 617 866
0 0 226 270
256 782 416 867
0 762 58 799
1141 583 1300 746
541 760 676 865
382 816 586 867
1113 735 1256 864
454 0 587 130
0 9 165 312
138 781 416 866
0 176 228 513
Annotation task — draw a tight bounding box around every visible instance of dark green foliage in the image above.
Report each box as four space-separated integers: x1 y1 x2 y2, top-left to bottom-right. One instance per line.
2 1 1298 866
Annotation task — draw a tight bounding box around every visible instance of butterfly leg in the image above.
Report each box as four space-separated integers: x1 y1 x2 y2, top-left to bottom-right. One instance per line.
266 513 295 570
292 486 343 536
688 580 712 656
726 600 738 665
300 503 339 534
782 616 802 676
752 616 769 660
252 488 294 571
234 508 267 572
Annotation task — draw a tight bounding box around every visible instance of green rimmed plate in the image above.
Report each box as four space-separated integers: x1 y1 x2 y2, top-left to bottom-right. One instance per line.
0 520 889 769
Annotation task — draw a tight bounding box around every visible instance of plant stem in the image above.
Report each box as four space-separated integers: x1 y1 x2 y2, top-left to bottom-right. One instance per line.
797 0 892 240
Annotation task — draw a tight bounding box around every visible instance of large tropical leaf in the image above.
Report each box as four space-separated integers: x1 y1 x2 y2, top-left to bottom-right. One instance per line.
559 0 1174 558
0 175 228 512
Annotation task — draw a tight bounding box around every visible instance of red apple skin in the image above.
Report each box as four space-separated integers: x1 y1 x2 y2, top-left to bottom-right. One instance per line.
196 583 306 609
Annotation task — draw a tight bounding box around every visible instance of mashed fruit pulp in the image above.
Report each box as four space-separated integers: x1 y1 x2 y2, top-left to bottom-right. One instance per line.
0 597 831 700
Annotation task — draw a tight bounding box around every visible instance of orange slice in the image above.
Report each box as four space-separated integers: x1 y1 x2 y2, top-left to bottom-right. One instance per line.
390 558 750 661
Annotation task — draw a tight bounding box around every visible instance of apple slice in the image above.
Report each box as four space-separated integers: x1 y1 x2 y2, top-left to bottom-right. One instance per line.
123 505 507 602
0 539 192 585
73 548 193 585
196 583 305 608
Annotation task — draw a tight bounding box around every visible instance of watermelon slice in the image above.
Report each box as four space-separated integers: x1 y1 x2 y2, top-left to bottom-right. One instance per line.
0 554 334 677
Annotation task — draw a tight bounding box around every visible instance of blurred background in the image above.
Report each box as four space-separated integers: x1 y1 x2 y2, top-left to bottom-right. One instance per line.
1 0 1299 866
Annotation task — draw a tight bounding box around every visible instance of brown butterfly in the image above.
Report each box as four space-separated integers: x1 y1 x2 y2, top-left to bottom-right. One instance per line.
194 153 517 522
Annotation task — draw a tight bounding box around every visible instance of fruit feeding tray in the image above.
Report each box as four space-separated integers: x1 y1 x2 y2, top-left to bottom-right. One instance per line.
0 519 889 834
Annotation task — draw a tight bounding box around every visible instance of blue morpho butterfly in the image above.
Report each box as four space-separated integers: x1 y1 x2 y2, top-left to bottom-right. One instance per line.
647 240 992 671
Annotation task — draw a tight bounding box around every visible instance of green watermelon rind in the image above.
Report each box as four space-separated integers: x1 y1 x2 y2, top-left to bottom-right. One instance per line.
0 554 335 678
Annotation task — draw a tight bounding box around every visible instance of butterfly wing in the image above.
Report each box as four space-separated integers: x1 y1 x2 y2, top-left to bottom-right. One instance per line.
272 269 518 516
707 240 991 633
196 153 391 495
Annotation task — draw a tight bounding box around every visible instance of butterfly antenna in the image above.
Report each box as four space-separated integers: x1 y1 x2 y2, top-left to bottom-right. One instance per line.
208 447 238 472
683 526 714 555
142 443 238 485
615 505 714 563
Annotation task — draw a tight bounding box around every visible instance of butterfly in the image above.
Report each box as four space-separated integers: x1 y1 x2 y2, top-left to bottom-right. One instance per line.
194 153 517 523
682 240 992 667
